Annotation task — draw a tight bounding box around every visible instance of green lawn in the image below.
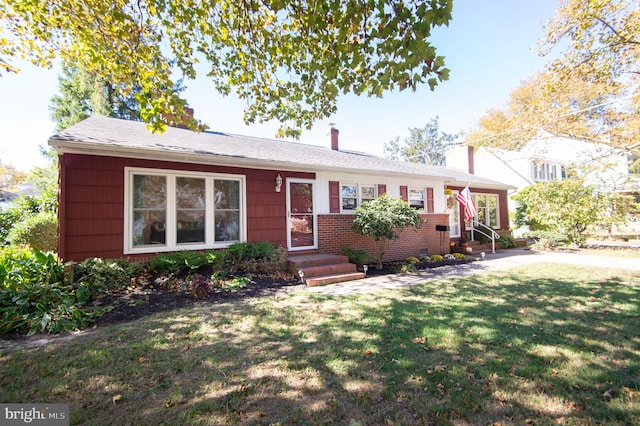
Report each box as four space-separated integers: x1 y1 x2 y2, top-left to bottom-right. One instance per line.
1 263 639 425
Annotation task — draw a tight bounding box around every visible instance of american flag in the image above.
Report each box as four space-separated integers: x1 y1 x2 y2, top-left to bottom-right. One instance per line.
456 185 477 222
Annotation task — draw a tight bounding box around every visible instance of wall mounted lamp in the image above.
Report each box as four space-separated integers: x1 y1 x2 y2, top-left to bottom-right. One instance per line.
275 174 283 192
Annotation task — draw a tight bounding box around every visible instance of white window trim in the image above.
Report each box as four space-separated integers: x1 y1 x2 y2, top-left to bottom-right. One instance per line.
124 167 246 254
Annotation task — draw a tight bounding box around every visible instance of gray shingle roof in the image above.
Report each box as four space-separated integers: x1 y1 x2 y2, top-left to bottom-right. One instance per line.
49 115 512 189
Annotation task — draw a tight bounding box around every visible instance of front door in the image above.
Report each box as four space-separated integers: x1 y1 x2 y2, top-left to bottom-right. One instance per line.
287 179 317 251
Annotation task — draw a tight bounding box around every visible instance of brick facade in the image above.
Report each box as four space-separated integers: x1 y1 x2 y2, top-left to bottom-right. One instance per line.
317 213 451 262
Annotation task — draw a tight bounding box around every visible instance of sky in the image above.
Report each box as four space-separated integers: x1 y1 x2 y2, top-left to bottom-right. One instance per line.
0 0 560 172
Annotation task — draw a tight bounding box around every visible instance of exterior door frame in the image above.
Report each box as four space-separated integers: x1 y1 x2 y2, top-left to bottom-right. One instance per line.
286 178 317 251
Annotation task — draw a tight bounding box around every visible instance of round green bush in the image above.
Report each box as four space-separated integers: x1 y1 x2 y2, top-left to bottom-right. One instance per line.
8 211 58 252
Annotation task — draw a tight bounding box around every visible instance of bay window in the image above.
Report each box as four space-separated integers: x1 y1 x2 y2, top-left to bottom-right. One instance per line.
125 168 245 254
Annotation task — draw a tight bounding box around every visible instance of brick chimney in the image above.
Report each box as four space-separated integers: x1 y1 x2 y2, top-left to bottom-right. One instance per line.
164 106 194 129
329 124 339 151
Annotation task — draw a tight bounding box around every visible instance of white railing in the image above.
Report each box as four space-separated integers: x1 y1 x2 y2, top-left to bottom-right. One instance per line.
469 220 501 253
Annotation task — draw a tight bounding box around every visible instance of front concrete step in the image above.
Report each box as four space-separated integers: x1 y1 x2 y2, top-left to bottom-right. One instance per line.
287 254 364 286
305 272 365 287
288 254 349 270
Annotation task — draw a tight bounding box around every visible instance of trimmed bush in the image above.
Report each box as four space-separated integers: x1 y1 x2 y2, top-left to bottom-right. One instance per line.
497 235 517 249
222 242 286 274
524 230 569 250
342 247 371 268
7 211 58 251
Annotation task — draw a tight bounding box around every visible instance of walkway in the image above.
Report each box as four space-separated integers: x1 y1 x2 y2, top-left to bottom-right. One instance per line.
304 247 640 296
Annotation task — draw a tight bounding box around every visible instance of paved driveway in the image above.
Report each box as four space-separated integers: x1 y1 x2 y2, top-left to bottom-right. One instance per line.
305 247 640 296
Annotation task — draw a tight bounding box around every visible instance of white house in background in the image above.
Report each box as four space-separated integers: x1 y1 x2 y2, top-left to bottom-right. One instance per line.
446 131 631 206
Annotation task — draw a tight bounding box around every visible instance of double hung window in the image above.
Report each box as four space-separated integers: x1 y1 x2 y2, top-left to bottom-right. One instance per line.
409 188 425 211
473 193 499 228
340 184 377 212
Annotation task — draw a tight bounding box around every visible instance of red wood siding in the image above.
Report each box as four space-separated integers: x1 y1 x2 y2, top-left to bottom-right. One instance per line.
58 153 313 261
318 213 450 261
378 184 386 195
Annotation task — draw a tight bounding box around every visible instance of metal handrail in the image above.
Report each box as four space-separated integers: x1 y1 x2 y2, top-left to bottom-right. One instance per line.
469 220 501 253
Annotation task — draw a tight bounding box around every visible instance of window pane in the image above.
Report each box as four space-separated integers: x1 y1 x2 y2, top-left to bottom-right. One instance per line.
475 195 486 208
409 189 424 210
176 177 206 244
214 180 239 209
342 198 357 210
133 175 166 209
132 175 166 246
477 209 486 225
361 186 376 201
489 208 498 227
215 211 240 242
177 177 205 209
488 194 498 208
214 178 241 242
341 185 357 198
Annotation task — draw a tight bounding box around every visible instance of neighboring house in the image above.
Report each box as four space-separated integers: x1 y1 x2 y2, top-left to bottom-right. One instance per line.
0 181 38 210
446 131 632 213
49 116 513 262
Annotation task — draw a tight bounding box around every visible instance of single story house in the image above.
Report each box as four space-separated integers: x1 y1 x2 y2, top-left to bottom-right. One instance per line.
49 116 513 263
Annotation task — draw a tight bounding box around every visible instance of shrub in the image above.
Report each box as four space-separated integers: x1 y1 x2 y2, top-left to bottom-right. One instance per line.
429 254 444 262
7 211 58 251
352 193 424 268
0 247 103 335
0 209 21 247
223 242 286 274
65 257 144 303
342 247 371 268
524 230 569 250
150 251 213 273
452 253 466 260
188 274 211 299
497 235 517 249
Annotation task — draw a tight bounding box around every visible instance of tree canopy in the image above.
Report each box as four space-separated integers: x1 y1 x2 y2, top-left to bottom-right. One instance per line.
512 179 629 246
467 0 639 152
50 63 143 131
383 117 458 165
1 0 452 137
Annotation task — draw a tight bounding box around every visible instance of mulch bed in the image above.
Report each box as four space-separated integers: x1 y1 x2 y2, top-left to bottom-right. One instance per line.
94 258 471 327
92 272 306 328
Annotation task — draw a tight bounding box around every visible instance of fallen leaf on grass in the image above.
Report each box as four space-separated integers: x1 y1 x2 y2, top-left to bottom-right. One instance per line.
112 394 122 405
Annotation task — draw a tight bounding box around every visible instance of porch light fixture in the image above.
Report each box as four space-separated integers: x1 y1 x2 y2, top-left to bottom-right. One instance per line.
275 174 283 192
